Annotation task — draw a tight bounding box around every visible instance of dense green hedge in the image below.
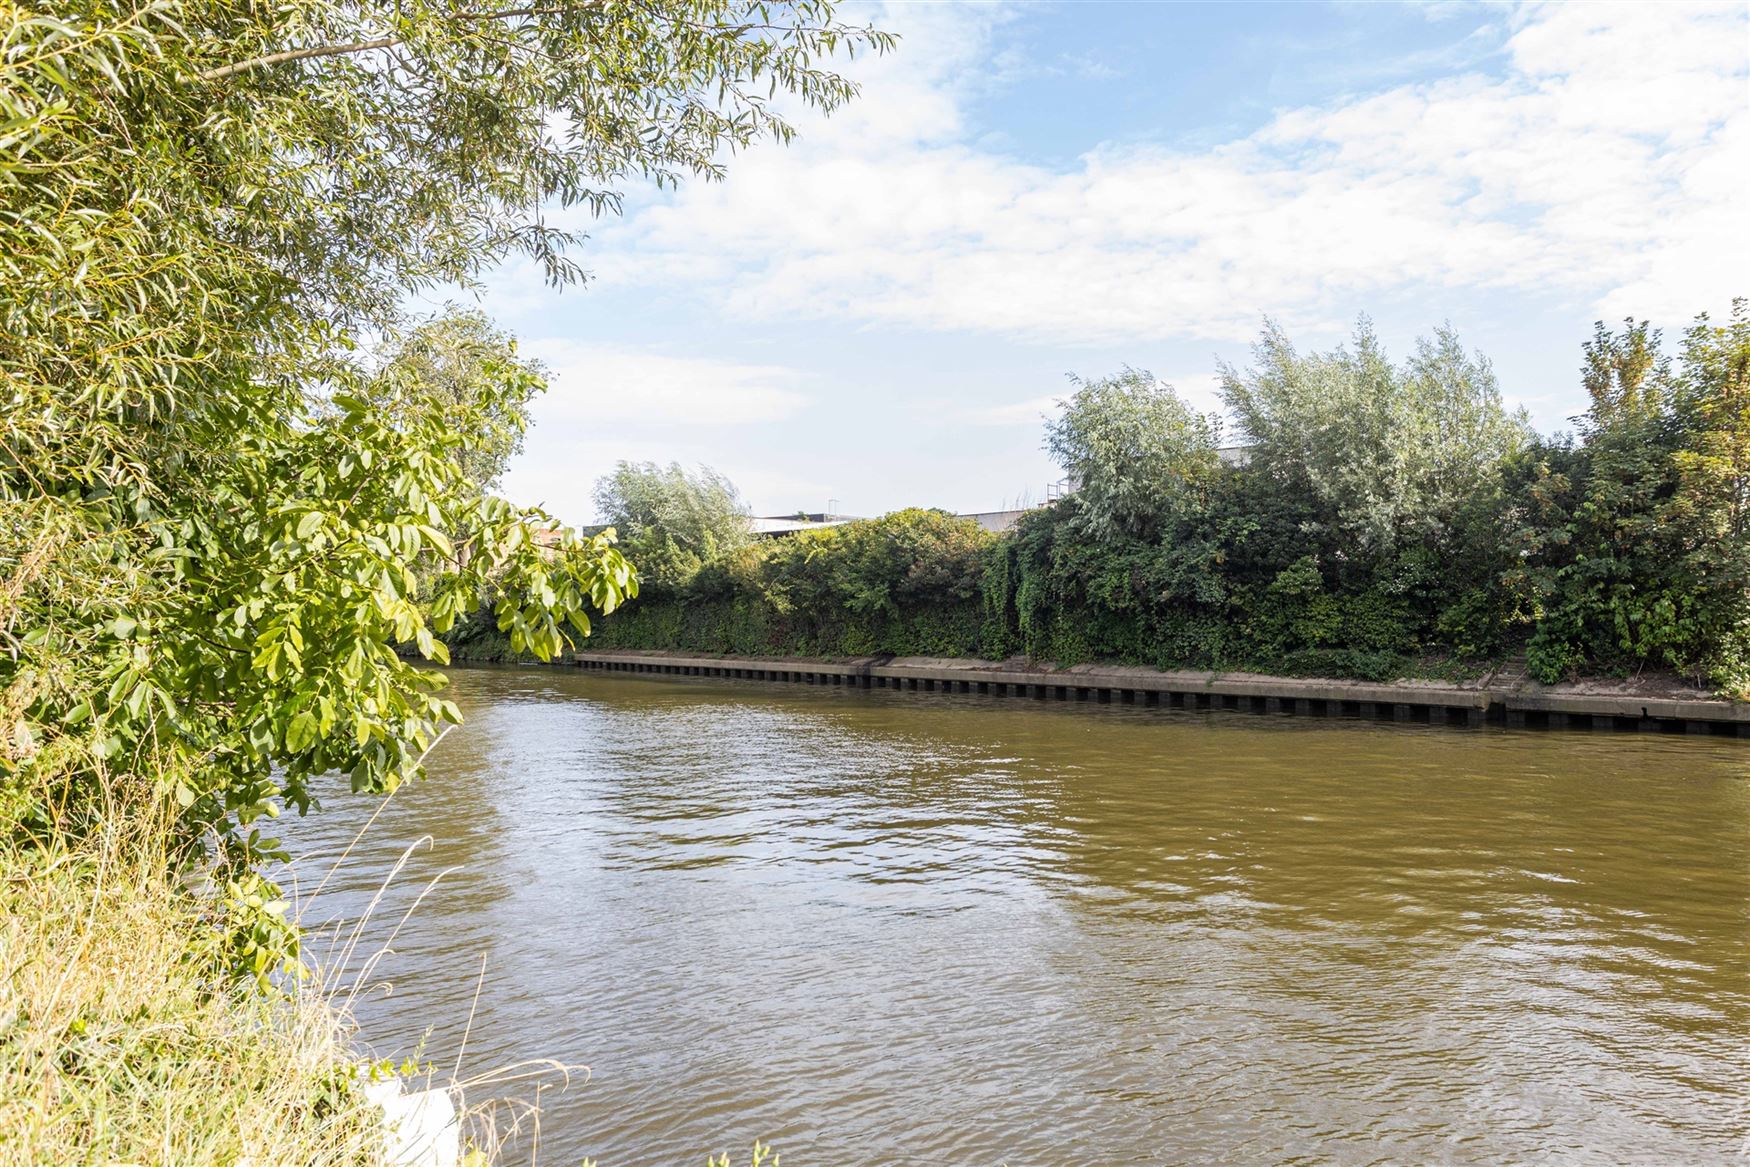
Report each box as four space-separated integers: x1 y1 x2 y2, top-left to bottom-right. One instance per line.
486 312 1750 695
585 509 996 659
580 441 1742 690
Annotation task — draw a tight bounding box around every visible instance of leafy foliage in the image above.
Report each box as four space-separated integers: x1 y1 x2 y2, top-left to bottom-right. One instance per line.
593 461 753 589
1044 368 1220 541
589 508 997 658
585 315 1747 695
0 0 887 866
1220 319 1530 560
4 333 637 868
1521 305 1750 692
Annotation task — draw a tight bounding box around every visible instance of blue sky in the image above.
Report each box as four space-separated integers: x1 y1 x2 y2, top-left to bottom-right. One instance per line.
460 0 1749 525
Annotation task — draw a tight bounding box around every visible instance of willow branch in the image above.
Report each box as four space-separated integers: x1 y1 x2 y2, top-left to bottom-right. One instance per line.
197 36 399 82
193 5 597 83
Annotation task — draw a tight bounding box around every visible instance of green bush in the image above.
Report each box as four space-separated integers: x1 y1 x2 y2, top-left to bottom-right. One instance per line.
552 311 1749 695
582 510 994 659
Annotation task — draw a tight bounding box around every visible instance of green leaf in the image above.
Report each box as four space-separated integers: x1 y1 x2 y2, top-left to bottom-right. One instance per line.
0 0 900 867
286 710 318 754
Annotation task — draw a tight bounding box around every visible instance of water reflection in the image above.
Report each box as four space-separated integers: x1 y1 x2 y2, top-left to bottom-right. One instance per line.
285 667 1750 1166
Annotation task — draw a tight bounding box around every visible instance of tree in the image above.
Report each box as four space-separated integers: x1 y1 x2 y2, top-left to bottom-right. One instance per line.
1219 319 1529 559
1672 301 1750 693
831 508 994 615
367 308 546 494
1044 368 1220 541
0 0 886 877
1673 300 1750 552
593 462 753 588
1525 309 1750 692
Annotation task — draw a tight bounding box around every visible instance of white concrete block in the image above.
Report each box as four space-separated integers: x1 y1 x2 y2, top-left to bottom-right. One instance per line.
361 1074 460 1167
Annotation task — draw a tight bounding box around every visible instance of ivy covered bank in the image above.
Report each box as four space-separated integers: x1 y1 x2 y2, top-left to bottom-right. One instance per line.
568 312 1750 696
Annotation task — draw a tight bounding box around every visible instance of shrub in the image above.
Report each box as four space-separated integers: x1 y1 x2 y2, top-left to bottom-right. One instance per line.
573 312 1746 695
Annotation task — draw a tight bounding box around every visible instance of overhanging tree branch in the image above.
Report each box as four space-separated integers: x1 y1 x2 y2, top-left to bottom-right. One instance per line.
197 37 401 82
194 5 595 83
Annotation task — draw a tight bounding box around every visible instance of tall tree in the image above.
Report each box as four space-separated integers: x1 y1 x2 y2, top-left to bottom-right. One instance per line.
1526 309 1750 692
1672 302 1750 693
0 0 887 873
1044 368 1220 541
1219 319 1529 559
1673 300 1750 551
593 462 752 588
367 307 546 494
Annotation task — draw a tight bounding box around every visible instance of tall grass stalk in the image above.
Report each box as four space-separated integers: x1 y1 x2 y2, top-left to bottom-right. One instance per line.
0 784 585 1166
0 819 385 1165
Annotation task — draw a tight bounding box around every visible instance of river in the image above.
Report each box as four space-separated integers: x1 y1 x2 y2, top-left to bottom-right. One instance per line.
287 665 1749 1165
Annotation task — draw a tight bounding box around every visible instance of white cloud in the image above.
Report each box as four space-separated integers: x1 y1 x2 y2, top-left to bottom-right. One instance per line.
521 339 808 426
493 343 821 521
588 0 1748 343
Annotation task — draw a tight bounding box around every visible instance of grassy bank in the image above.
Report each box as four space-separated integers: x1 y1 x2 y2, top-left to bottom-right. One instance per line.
0 829 387 1167
0 825 790 1167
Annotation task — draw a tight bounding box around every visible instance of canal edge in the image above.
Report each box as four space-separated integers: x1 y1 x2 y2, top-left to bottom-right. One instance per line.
563 651 1750 738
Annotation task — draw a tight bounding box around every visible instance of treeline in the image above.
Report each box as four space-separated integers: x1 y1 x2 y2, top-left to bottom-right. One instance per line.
581 311 1749 694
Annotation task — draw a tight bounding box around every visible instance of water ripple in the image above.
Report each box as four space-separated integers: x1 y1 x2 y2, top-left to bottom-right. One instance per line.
285 668 1750 1166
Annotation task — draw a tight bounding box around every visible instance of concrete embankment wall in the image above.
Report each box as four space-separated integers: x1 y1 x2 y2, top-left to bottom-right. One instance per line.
570 650 1750 737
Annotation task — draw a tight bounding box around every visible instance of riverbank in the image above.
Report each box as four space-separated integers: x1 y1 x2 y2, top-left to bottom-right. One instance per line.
570 649 1750 735
0 834 392 1166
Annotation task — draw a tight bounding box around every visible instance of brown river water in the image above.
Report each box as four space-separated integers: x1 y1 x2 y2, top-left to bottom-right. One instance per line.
286 665 1750 1166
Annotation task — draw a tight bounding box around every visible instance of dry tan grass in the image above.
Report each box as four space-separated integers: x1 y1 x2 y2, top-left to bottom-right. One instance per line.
0 805 599 1167
0 830 388 1167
